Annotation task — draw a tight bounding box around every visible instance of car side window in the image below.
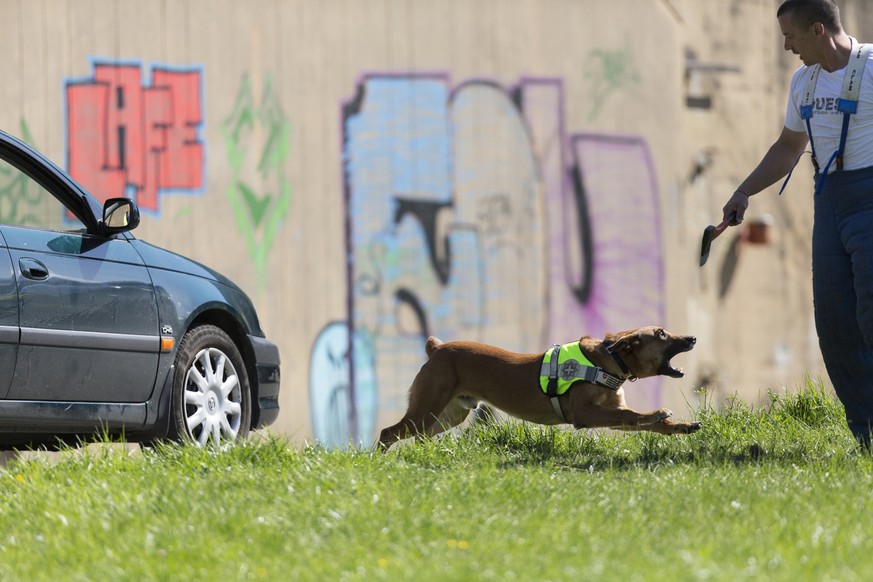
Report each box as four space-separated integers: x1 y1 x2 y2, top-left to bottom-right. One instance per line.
0 157 86 232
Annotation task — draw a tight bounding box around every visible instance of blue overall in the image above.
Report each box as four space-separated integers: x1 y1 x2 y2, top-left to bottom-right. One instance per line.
813 166 873 445
797 44 873 446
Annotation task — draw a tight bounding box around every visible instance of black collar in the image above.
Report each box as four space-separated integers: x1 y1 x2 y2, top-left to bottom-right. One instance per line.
606 345 637 381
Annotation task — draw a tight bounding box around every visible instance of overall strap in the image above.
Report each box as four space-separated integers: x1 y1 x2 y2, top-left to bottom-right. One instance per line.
800 64 822 173
833 42 871 172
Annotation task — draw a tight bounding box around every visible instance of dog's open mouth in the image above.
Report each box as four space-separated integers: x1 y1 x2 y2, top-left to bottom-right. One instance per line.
659 339 696 378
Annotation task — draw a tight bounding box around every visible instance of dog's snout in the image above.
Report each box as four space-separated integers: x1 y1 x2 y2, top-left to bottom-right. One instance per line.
677 335 696 351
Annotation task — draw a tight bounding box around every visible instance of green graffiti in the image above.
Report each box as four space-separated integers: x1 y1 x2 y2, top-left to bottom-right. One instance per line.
237 182 271 228
585 42 641 122
221 75 292 287
0 119 48 227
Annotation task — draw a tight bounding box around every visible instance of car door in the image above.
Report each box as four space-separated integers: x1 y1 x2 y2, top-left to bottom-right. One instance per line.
0 229 17 398
0 150 160 403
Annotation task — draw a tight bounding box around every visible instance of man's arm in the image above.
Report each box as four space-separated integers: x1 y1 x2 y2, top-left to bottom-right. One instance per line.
722 126 809 224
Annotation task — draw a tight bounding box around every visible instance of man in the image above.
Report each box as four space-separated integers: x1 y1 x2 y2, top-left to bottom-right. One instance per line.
721 0 873 447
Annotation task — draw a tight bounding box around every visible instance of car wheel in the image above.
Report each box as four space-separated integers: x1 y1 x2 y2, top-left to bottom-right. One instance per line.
172 324 252 447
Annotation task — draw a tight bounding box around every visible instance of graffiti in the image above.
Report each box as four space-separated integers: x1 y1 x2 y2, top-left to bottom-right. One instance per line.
309 322 377 447
0 120 45 227
65 60 204 212
221 75 291 285
475 193 513 238
310 75 664 447
584 43 641 122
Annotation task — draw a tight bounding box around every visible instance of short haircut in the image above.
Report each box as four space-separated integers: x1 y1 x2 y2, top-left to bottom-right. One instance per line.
777 0 842 33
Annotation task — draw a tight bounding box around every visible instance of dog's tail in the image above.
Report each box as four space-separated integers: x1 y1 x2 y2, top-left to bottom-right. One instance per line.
425 336 444 358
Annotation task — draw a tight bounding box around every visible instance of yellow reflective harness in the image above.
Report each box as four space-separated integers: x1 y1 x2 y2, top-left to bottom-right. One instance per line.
539 342 625 422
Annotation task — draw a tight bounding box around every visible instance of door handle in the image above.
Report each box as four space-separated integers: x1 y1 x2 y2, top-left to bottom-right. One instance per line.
19 258 49 280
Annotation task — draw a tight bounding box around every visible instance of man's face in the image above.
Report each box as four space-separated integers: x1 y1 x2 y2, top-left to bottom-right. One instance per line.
779 12 821 66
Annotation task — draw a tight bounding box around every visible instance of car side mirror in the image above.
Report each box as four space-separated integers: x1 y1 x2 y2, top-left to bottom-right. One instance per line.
102 198 140 235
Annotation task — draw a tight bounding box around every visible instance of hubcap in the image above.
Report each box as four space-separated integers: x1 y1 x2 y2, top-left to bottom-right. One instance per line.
184 347 243 447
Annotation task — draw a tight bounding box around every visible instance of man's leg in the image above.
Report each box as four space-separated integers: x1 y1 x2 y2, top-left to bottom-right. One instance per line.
813 188 873 448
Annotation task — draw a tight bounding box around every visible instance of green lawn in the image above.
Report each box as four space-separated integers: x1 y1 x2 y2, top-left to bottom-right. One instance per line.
0 383 871 581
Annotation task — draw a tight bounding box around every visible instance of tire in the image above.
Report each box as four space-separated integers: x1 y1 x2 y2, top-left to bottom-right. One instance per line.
171 324 252 447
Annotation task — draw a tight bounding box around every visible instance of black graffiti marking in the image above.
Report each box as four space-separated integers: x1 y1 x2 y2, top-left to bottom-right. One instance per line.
394 288 430 339
327 343 350 371
393 197 453 285
568 152 595 303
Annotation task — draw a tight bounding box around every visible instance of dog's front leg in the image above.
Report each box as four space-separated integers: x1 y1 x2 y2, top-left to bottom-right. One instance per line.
571 404 673 430
629 417 702 435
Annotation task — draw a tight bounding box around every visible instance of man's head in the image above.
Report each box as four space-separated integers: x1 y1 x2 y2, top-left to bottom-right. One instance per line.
778 0 842 34
778 0 843 66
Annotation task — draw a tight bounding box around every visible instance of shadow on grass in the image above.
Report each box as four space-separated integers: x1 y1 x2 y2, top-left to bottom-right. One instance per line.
397 383 869 472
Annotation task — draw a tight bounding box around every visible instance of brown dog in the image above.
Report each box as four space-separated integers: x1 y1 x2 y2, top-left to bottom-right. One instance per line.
377 326 700 449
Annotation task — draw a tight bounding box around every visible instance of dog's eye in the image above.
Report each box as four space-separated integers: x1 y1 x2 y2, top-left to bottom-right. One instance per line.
657 329 667 339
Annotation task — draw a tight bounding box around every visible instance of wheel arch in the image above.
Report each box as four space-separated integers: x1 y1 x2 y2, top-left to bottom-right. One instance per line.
186 308 261 429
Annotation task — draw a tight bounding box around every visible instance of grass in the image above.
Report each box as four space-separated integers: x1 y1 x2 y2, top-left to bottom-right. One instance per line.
0 380 871 581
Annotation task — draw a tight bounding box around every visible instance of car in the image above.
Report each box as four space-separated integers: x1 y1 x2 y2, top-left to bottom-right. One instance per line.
0 129 280 448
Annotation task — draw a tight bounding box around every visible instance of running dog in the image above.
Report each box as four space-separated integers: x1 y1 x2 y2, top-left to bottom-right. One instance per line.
377 326 700 449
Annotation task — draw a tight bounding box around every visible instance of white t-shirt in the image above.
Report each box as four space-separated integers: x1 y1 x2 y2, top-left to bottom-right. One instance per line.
785 38 873 172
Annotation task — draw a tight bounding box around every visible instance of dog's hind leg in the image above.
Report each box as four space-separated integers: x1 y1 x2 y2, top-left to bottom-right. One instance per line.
377 407 454 450
377 418 419 450
376 358 460 450
432 397 476 435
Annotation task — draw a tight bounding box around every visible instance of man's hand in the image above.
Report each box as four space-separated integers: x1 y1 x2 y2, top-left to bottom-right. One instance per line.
722 190 750 225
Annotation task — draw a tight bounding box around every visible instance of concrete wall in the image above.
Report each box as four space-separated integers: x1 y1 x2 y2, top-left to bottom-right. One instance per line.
2 0 863 445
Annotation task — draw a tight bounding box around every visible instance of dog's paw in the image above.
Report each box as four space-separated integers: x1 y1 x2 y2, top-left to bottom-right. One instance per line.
667 420 702 434
653 418 701 434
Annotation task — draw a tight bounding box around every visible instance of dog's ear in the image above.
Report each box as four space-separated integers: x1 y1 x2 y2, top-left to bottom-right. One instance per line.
609 331 642 353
